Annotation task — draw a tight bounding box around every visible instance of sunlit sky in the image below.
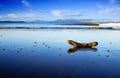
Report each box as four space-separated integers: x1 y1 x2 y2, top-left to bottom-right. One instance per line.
0 0 120 21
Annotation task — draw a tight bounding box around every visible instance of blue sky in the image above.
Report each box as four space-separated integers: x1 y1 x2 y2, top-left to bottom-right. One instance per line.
0 0 120 21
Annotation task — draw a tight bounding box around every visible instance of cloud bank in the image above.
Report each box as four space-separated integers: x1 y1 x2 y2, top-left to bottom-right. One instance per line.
7 13 35 18
0 15 3 18
51 10 82 17
97 0 120 16
22 0 31 7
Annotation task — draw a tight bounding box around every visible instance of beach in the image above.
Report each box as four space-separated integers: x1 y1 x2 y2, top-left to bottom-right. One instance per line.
0 29 120 78
1 0 120 77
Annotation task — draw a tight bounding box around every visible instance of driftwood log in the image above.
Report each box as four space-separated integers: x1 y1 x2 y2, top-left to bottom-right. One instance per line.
67 40 98 48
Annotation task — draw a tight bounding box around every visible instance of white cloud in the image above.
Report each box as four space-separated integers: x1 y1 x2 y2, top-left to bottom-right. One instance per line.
99 7 120 15
97 4 103 9
21 13 35 17
51 10 61 17
97 4 120 15
110 0 116 4
51 10 81 17
97 0 120 15
7 13 35 18
8 14 18 18
0 15 3 18
22 0 31 7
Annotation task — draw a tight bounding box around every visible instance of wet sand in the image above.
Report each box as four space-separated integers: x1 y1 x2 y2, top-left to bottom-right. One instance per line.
0 29 120 78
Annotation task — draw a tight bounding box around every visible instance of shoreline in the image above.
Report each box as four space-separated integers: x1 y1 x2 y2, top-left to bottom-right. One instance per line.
0 26 119 30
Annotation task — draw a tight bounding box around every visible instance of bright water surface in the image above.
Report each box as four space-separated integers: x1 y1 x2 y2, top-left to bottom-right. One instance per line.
0 29 120 78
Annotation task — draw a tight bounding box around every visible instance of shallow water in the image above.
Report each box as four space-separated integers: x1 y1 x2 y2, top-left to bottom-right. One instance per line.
0 29 120 78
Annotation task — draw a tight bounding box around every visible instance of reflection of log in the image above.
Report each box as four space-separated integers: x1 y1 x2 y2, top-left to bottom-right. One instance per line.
67 40 98 48
68 47 97 53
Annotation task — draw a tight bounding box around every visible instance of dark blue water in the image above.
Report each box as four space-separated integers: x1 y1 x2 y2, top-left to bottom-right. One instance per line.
0 29 120 78
0 21 92 27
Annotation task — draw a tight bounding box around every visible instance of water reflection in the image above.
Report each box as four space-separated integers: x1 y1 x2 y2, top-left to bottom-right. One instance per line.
1 30 120 78
68 47 97 54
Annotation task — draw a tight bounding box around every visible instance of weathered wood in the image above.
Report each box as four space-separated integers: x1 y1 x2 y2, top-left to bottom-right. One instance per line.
67 40 98 48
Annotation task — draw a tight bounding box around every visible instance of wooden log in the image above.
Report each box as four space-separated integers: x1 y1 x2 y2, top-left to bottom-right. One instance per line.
67 40 98 48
